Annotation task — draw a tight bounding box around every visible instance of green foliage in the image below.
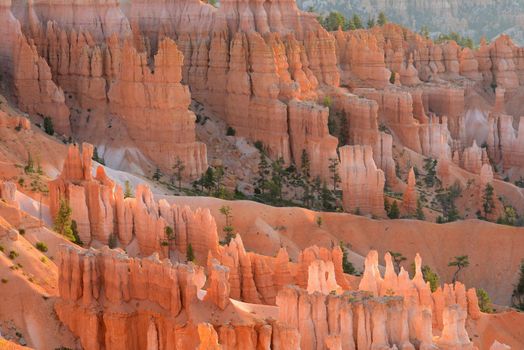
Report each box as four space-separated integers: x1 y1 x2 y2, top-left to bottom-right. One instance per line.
389 251 406 273
186 243 195 262
322 96 332 107
366 17 376 28
92 147 105 165
193 166 227 197
389 71 396 84
496 205 523 226
321 11 347 31
8 250 19 260
226 126 236 136
54 199 74 241
108 234 118 249
24 151 35 174
172 157 186 191
316 216 323 227
71 220 83 246
350 14 363 29
482 183 495 216
254 141 265 153
329 158 341 193
448 255 469 283
387 200 400 219
377 11 387 26
420 26 430 39
422 265 440 292
124 180 134 198
436 182 462 223
219 205 236 245
43 117 54 135
35 242 48 253
152 167 162 182
340 241 357 275
416 199 426 220
515 177 524 188
165 226 174 240
423 158 437 187
435 32 475 49
512 260 524 310
476 288 493 313
208 0 217 7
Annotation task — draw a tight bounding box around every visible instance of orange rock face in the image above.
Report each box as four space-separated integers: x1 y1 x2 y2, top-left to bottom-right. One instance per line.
49 143 217 259
339 145 386 216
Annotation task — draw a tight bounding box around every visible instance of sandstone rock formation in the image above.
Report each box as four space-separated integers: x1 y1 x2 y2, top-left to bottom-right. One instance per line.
402 167 418 215
339 145 386 216
49 143 218 260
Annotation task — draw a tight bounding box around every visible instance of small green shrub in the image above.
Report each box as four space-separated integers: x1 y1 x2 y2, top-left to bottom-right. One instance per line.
8 250 19 260
35 242 48 253
226 127 236 136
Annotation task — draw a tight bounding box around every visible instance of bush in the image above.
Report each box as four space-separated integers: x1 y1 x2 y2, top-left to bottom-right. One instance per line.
18 229 25 235
226 127 236 136
477 288 493 313
35 242 48 253
388 200 400 219
8 250 19 260
43 117 54 135
1 278 7 284
186 243 195 262
108 234 118 249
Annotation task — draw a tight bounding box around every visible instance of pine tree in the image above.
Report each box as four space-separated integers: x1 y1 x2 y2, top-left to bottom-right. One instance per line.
92 147 105 165
172 157 186 191
476 288 493 313
512 260 524 310
388 200 400 219
71 220 84 246
351 14 363 29
367 17 376 28
255 154 272 196
416 199 425 220
377 11 387 26
186 243 195 262
24 151 34 174
482 183 495 217
152 167 162 181
219 205 235 244
54 199 74 241
124 180 134 198
448 255 469 283
43 117 54 135
389 251 406 274
340 241 357 275
328 158 341 193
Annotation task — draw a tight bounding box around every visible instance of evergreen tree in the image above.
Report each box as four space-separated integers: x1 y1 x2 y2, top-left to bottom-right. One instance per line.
448 255 469 283
422 265 440 292
389 251 406 274
351 14 363 29
338 112 349 145
367 17 376 28
476 288 493 313
172 157 186 191
54 199 74 241
202 167 216 194
43 117 54 135
323 11 346 31
71 220 84 246
328 158 341 193
24 151 34 174
321 182 334 211
255 154 272 197
340 241 357 275
388 200 400 219
186 243 195 262
377 11 387 26
512 260 524 310
423 158 437 187
124 180 134 198
416 199 425 220
219 205 235 244
152 167 162 181
482 183 495 217
92 147 105 165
